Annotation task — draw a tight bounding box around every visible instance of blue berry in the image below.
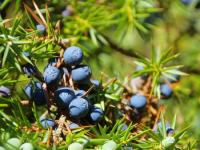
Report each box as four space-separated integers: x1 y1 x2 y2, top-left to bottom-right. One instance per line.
90 79 101 87
36 24 46 34
160 84 173 98
118 123 128 131
136 65 144 71
40 117 56 129
71 65 91 83
154 122 173 134
18 52 31 65
55 87 75 107
144 12 161 24
62 8 72 17
88 106 103 122
166 128 174 135
22 63 37 76
69 97 89 119
64 46 83 66
181 0 192 5
69 122 79 129
124 147 133 150
130 94 147 109
43 66 61 85
23 52 30 57
74 90 86 97
24 81 46 105
0 86 10 97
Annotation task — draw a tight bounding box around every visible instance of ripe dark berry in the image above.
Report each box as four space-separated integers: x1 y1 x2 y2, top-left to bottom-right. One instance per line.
88 106 103 122
23 52 30 58
75 90 86 97
24 81 47 105
71 65 91 83
130 94 147 109
144 12 161 24
118 123 128 131
55 87 75 108
154 122 172 134
160 84 173 99
0 86 10 97
69 97 89 119
19 52 31 65
90 79 101 88
62 8 72 17
181 0 192 5
77 83 91 91
40 117 56 129
64 46 83 66
166 128 174 135
43 66 61 85
69 122 79 129
22 63 37 76
36 24 46 34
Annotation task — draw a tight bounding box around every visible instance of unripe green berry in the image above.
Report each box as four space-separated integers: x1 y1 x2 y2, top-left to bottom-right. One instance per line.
102 140 117 150
0 146 6 150
161 137 175 148
6 138 21 149
20 143 34 150
68 142 84 150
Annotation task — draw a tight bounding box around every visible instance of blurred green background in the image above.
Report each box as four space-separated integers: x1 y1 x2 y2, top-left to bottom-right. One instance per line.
1 0 200 144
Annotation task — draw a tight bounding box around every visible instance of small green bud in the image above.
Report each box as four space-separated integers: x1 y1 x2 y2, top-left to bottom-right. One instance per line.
102 140 117 150
0 146 6 150
68 142 84 150
6 138 21 149
161 137 175 148
20 143 34 150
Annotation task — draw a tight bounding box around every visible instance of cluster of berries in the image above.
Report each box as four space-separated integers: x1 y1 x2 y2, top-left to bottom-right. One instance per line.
67 140 117 150
130 66 178 105
0 138 34 150
23 46 103 129
123 66 180 125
